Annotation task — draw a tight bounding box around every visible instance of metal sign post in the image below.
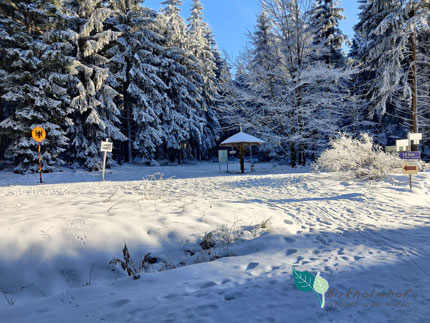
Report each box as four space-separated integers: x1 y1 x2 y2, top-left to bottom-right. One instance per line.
401 162 418 190
31 127 46 183
38 143 41 183
100 139 113 181
397 133 422 190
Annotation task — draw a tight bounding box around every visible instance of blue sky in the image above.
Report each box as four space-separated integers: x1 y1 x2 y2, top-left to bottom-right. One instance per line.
145 0 359 59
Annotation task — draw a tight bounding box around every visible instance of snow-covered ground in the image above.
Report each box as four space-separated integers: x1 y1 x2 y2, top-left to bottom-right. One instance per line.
0 162 429 322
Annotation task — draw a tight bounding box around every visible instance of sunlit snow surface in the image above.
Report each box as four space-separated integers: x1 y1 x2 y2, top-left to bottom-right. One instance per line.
0 162 429 323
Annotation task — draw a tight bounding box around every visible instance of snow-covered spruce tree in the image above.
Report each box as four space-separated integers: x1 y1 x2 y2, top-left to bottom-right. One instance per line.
205 26 232 136
187 0 220 160
160 0 188 49
340 38 378 137
187 0 216 86
66 0 125 170
304 0 351 161
105 1 167 164
0 0 78 173
350 0 406 145
239 8 290 159
157 0 212 163
309 0 346 67
350 0 430 146
206 31 231 91
247 10 279 102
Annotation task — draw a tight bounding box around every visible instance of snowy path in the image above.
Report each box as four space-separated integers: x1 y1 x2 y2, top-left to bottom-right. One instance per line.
0 165 429 322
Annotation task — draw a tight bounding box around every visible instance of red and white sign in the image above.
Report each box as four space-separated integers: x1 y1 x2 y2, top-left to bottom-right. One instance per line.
402 162 418 175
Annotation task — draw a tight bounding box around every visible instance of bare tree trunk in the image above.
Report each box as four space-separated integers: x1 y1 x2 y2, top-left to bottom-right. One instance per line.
408 5 418 148
290 143 296 168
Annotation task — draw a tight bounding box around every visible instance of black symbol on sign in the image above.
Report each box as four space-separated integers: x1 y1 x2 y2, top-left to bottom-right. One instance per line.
36 130 43 138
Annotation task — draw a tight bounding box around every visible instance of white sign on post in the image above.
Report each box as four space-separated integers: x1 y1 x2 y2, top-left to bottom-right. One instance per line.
101 141 113 152
396 139 409 152
100 139 112 181
408 132 422 148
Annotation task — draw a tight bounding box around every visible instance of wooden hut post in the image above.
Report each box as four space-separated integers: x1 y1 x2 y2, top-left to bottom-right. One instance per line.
239 143 245 174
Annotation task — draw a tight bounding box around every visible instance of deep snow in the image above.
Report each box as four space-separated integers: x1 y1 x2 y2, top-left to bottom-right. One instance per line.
0 162 429 322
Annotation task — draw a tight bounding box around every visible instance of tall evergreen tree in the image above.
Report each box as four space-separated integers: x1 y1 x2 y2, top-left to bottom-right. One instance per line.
350 0 430 145
160 0 188 49
351 0 407 145
306 0 349 160
158 0 214 162
0 0 77 173
310 0 346 66
187 0 220 159
106 0 168 164
65 0 126 170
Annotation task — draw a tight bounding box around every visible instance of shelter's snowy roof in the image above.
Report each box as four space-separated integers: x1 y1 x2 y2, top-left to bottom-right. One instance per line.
220 131 264 146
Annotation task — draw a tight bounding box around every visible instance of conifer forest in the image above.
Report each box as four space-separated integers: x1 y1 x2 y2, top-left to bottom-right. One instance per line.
1 0 429 173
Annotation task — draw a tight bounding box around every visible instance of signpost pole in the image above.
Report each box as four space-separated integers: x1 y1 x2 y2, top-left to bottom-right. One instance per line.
32 127 46 184
100 138 113 181
102 150 107 181
102 139 108 182
38 143 42 183
409 175 412 190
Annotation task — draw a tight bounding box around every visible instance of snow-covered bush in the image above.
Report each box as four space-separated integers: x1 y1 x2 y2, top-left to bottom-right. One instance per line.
316 133 401 180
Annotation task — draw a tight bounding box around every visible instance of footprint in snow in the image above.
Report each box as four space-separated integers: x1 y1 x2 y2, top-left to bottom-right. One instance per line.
315 235 331 246
200 281 217 289
295 256 304 264
286 249 297 256
284 237 295 243
246 262 259 270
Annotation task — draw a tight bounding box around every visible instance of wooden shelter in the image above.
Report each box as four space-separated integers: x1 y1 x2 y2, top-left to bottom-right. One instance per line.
219 131 264 173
